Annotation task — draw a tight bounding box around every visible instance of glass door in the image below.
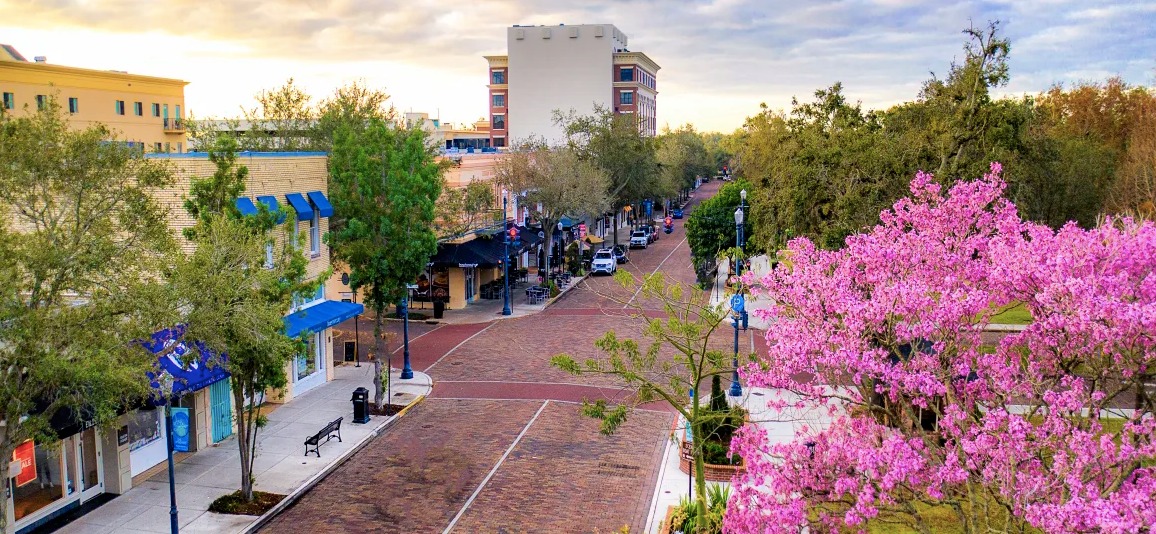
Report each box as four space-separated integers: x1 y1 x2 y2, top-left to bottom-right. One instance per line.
77 428 103 502
464 267 475 302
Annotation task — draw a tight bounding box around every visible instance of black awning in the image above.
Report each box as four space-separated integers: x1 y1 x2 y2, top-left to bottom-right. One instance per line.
430 237 504 267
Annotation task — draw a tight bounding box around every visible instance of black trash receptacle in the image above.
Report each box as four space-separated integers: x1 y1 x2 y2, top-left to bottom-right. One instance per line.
433 301 445 319
351 387 370 424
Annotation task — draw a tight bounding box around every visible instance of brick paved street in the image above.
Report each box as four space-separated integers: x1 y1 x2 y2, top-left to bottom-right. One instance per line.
261 183 727 533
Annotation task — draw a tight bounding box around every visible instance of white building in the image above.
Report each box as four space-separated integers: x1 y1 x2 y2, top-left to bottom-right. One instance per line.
486 24 660 147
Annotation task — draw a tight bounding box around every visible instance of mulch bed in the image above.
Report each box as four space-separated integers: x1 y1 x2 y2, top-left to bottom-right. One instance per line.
369 404 407 416
208 490 286 516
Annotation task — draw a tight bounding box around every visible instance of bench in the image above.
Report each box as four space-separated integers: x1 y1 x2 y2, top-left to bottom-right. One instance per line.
304 417 343 457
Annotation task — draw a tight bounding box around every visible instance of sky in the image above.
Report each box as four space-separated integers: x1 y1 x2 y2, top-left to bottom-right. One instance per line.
3 0 1154 133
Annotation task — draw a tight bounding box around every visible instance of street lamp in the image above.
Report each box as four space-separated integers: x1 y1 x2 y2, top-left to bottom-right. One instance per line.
730 204 745 398
557 221 564 275
740 189 749 330
502 194 512 316
400 292 413 379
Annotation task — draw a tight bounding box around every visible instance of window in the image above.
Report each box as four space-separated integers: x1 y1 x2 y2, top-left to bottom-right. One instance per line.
493 137 506 148
264 242 274 269
309 211 320 255
620 91 634 105
151 103 160 117
491 70 505 84
291 219 299 248
164 142 171 153
492 94 505 108
114 100 125 115
296 333 322 381
2 92 13 110
134 101 143 116
177 142 183 153
492 114 505 130
163 104 168 118
68 97 79 114
36 95 47 110
620 67 634 82
154 142 162 152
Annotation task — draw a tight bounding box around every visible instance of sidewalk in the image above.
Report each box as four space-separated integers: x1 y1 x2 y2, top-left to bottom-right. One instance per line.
58 366 432 534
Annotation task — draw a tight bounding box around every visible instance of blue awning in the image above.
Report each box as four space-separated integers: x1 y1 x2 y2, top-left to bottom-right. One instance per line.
285 193 313 222
235 197 258 217
143 326 229 403
256 195 287 224
307 191 334 218
284 300 364 338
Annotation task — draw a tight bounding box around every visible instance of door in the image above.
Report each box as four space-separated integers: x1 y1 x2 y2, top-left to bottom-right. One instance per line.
210 379 233 443
77 428 103 503
464 267 476 302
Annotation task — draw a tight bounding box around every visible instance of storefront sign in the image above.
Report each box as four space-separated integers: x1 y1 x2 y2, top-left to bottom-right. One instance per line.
12 440 35 487
578 223 587 239
171 407 190 452
118 425 130 446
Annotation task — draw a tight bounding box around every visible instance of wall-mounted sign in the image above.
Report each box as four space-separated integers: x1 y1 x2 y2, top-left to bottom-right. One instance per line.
118 425 130 446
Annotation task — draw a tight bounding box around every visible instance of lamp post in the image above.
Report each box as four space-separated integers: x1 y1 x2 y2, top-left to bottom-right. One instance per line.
557 221 564 275
730 205 745 398
740 189 749 330
400 294 413 379
165 401 178 534
502 194 512 316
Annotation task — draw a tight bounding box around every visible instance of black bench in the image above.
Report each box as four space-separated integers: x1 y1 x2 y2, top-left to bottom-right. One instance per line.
304 417 343 457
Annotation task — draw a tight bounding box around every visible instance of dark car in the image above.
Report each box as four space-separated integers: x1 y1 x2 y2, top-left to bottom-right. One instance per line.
672 207 684 219
612 245 630 263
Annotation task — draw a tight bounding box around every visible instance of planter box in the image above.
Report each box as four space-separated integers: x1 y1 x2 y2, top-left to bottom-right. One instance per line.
658 505 677 534
678 439 744 482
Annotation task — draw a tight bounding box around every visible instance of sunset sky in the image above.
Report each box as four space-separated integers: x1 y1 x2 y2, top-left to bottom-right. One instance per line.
4 0 1154 133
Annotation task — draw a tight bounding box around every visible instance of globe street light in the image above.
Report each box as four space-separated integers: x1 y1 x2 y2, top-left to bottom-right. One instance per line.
730 205 744 397
400 293 413 379
740 189 749 330
502 194 513 316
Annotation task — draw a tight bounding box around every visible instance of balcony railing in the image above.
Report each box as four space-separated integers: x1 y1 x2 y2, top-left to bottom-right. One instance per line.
163 118 186 133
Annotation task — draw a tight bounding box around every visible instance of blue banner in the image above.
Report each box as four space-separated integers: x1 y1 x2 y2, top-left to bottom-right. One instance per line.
171 407 190 452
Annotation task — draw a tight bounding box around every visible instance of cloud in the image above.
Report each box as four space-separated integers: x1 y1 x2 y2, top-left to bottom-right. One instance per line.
2 0 1153 132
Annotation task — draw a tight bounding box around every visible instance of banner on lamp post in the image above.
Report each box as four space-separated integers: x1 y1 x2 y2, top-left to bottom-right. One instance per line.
171 407 190 452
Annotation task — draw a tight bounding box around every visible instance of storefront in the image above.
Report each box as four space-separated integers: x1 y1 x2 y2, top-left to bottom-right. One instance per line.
8 425 106 533
283 299 364 400
428 225 540 310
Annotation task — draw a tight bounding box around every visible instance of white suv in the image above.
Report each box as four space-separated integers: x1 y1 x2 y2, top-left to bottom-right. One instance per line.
591 249 616 275
630 230 649 249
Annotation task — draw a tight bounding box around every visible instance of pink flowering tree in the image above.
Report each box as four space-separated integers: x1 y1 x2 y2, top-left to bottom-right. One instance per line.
728 163 1156 533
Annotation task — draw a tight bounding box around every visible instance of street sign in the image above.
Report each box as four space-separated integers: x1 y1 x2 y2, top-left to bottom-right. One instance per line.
730 294 745 314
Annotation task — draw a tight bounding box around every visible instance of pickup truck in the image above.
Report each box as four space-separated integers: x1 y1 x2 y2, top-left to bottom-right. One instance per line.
629 230 649 249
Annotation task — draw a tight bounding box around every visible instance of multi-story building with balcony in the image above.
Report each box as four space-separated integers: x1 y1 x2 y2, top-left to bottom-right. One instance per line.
485 23 660 147
0 44 188 153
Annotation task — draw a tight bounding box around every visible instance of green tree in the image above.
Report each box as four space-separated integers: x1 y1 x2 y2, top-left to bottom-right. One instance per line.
313 80 395 153
435 181 497 238
0 102 176 530
174 136 315 502
552 271 751 532
327 120 443 409
496 142 610 282
657 125 713 201
685 179 759 285
556 106 660 244
240 78 317 152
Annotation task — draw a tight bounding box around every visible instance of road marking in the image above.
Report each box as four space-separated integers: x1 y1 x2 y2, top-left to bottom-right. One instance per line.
423 323 496 372
624 235 688 309
444 400 550 533
390 326 438 355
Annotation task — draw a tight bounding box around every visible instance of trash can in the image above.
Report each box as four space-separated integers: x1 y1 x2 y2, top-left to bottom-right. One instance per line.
351 387 370 424
433 301 445 319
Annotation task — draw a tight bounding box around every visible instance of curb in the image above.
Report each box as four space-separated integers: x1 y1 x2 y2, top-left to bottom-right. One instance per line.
240 392 430 533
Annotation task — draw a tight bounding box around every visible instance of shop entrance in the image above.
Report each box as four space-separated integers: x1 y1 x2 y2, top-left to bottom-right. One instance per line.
77 427 103 503
210 378 234 443
464 266 476 302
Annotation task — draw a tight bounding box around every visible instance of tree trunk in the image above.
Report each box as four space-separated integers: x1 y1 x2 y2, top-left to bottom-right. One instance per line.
233 386 255 502
373 310 385 410
690 395 710 528
0 441 12 533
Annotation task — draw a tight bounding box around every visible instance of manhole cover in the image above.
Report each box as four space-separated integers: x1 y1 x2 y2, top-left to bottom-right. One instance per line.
450 361 463 366
421 424 434 429
752 391 764 396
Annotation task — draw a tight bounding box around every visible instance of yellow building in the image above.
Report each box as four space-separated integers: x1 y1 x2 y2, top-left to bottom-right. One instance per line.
0 44 188 153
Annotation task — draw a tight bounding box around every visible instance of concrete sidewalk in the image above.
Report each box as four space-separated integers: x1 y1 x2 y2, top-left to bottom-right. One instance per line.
58 366 432 534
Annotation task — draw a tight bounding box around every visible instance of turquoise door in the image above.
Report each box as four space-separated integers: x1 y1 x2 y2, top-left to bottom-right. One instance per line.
210 379 233 442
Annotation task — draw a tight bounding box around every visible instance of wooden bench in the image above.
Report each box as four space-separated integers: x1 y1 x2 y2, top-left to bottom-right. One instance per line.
304 417 343 457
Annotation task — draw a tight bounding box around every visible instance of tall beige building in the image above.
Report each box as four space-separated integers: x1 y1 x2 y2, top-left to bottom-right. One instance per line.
0 44 188 152
485 23 660 147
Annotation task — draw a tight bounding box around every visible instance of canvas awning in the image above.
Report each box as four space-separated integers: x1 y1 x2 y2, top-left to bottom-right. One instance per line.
284 300 364 338
307 191 334 218
285 193 313 221
234 197 258 216
142 326 229 404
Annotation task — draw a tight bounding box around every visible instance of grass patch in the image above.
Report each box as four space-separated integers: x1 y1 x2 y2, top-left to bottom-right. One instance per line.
990 302 1032 325
208 490 285 516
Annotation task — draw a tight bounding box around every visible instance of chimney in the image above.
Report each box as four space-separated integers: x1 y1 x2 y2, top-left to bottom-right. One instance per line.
33 56 46 63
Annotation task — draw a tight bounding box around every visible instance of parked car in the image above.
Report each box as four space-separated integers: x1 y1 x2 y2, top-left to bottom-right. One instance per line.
671 207 684 219
591 249 617 275
612 245 629 264
639 225 656 243
630 230 649 249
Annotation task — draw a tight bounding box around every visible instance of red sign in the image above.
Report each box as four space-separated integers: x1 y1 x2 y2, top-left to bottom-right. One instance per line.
578 223 587 239
13 440 35 487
